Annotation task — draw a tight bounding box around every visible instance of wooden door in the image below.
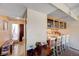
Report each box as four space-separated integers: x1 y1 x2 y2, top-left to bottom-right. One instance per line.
19 24 24 42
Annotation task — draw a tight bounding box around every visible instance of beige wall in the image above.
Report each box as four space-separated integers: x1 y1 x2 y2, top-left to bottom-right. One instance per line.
0 21 11 46
67 21 79 50
26 8 47 50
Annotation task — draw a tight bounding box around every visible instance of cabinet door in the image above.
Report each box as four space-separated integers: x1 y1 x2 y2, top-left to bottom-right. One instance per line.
47 19 53 28
60 22 64 29
64 22 66 29
55 21 59 28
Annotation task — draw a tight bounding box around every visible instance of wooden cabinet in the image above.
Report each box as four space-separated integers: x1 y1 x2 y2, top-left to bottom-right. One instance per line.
64 22 66 29
47 19 67 29
47 19 53 28
60 22 64 29
55 21 59 28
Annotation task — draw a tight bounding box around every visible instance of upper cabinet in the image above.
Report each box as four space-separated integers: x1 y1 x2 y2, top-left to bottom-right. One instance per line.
47 19 53 28
54 20 59 28
60 22 64 29
47 18 67 29
64 22 66 29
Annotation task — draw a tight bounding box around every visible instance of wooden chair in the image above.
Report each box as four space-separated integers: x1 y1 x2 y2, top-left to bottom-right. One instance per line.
1 40 13 56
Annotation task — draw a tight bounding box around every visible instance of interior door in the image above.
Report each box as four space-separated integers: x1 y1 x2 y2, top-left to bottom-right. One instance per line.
19 24 24 42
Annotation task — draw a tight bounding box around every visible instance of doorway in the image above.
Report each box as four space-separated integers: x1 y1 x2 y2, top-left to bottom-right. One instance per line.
12 24 24 42
19 24 24 42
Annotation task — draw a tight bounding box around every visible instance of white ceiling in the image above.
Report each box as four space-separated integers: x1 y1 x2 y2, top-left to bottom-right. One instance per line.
0 3 26 18
48 3 79 21
48 9 75 22
0 3 58 18
48 9 68 19
0 3 79 21
22 3 57 14
65 3 79 17
65 3 79 10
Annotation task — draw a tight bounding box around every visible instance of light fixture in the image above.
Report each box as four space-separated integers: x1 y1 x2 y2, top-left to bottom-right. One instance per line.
15 17 21 19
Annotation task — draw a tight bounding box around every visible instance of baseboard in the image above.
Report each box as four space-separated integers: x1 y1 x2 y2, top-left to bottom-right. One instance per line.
69 47 79 53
